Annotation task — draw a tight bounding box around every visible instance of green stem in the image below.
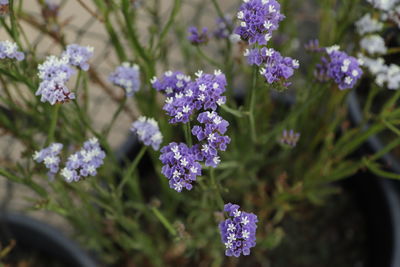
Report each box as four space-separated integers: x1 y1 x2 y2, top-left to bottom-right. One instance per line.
210 168 224 209
118 146 147 197
183 122 192 147
151 207 177 236
249 67 258 142
196 47 222 69
220 104 244 118
46 103 61 146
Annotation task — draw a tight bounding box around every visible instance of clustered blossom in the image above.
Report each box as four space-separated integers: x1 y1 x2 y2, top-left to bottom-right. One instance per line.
156 70 230 192
62 44 94 71
366 0 399 11
360 35 387 55
151 70 191 97
188 26 209 45
279 129 300 147
0 40 24 61
109 62 141 97
219 203 258 257
160 142 202 192
355 13 383 35
131 116 163 151
35 44 94 104
33 143 63 179
160 70 227 124
234 0 284 45
244 47 299 86
192 111 231 167
214 15 233 39
61 138 105 183
315 46 363 90
0 0 8 4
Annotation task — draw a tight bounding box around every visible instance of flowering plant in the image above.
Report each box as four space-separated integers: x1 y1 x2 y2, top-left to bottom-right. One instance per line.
1 0 400 265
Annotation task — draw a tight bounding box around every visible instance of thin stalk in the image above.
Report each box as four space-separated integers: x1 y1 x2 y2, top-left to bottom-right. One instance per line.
249 67 258 142
46 103 61 146
118 146 147 198
196 47 222 69
151 207 177 236
210 168 224 209
183 122 192 147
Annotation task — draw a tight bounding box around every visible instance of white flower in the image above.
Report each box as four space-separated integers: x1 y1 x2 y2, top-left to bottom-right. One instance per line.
242 230 250 239
199 84 207 91
233 209 241 217
182 105 191 113
174 182 183 192
355 13 383 35
241 216 249 225
32 151 42 161
213 156 221 165
61 168 73 182
180 158 188 167
195 70 203 77
360 35 387 55
227 223 236 232
227 233 236 241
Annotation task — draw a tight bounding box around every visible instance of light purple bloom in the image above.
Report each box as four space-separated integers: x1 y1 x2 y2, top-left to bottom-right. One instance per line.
192 111 230 168
234 0 284 45
35 78 75 105
33 143 63 178
0 0 8 5
62 44 94 71
131 116 163 151
188 26 209 45
109 62 141 97
159 142 202 192
61 138 105 182
280 129 300 147
316 46 363 90
214 15 233 39
219 203 258 257
37 55 75 82
0 40 24 61
151 70 191 97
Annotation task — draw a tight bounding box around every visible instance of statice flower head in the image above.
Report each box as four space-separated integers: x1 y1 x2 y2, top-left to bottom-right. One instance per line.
244 48 299 87
366 0 399 11
0 40 24 61
62 44 94 71
279 129 300 147
360 35 387 55
214 15 233 39
109 62 141 97
192 111 231 167
131 116 163 151
151 70 191 97
33 143 63 178
219 203 258 257
316 46 363 90
235 0 285 45
355 13 383 35
159 142 202 192
188 26 209 45
376 64 400 90
61 138 105 182
35 79 75 105
38 55 74 82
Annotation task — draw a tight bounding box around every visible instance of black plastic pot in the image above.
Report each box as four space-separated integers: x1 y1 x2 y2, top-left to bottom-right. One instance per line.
0 212 98 267
347 91 400 267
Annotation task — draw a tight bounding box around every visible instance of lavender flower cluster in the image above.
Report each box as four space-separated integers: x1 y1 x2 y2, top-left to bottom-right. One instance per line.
33 143 63 179
234 0 284 45
219 203 258 257
35 44 94 105
33 138 105 182
314 45 363 90
279 129 300 147
61 138 106 182
155 70 230 192
188 27 209 45
131 116 163 151
0 40 24 61
109 62 141 97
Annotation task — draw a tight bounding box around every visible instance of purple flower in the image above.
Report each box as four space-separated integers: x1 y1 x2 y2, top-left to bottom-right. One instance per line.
160 70 227 124
234 0 284 45
62 44 94 71
35 79 75 105
37 55 75 82
159 142 202 192
151 70 191 97
109 62 141 97
33 143 63 178
192 111 231 168
244 48 299 86
0 40 24 61
0 0 8 5
188 26 209 45
279 129 300 147
214 15 233 39
61 138 105 182
219 203 258 257
131 116 163 151
304 39 324 53
317 46 363 90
